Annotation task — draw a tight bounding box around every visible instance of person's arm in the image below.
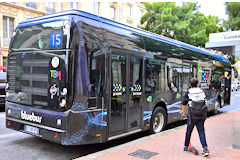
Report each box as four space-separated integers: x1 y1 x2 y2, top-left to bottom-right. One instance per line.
181 105 186 116
181 91 189 116
146 78 155 87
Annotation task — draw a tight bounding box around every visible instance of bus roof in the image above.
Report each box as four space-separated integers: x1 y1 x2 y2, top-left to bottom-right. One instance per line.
17 10 230 64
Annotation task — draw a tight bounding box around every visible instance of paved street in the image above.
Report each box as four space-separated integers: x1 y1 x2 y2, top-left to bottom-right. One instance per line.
0 91 240 160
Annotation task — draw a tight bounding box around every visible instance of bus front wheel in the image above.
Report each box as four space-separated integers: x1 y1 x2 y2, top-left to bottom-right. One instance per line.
150 107 167 133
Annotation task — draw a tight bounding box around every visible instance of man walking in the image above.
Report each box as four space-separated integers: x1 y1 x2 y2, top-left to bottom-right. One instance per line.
224 73 231 104
181 78 210 156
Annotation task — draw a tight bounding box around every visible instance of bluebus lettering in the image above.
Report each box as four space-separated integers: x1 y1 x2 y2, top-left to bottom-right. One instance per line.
21 111 42 123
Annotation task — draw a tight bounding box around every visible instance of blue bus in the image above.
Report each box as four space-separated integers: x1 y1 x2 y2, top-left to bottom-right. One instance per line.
6 10 231 145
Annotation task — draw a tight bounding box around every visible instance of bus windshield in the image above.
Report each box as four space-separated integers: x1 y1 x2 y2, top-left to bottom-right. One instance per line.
10 20 70 51
6 20 75 111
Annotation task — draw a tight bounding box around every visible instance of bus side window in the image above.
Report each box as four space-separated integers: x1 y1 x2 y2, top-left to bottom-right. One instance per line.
212 69 224 89
86 42 105 98
200 69 211 90
167 63 182 93
145 59 165 93
145 59 155 94
182 64 191 91
89 55 105 97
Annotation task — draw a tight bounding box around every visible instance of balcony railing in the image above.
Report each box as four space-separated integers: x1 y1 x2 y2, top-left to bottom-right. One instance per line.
46 7 54 14
26 2 36 9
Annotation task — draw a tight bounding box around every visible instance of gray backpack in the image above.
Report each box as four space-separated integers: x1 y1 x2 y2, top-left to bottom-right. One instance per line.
188 88 207 118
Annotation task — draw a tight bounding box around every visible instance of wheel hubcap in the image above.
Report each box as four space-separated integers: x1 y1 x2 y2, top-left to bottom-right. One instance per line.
153 112 164 133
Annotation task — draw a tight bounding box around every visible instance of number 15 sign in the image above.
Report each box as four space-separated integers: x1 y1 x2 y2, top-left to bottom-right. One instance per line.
49 33 62 47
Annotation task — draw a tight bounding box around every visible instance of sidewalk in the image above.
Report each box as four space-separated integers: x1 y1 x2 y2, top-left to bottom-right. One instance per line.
77 111 240 160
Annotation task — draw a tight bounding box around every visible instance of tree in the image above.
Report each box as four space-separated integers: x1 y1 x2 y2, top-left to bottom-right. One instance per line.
223 2 240 31
227 55 237 64
141 2 223 47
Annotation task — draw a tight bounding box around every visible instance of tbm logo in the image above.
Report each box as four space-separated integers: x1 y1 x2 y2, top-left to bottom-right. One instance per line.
50 70 61 80
21 111 42 123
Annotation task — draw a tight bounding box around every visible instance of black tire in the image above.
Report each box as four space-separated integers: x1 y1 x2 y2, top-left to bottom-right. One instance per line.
150 107 167 134
213 99 220 115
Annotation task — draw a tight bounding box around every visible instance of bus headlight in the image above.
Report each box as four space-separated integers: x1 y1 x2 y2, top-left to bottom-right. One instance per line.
60 99 66 107
56 119 62 126
7 109 11 115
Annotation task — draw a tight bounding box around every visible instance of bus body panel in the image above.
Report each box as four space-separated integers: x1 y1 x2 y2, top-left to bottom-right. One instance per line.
62 104 108 145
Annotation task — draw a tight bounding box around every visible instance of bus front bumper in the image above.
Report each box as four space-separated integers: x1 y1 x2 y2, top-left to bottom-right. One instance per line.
6 117 66 144
5 102 67 144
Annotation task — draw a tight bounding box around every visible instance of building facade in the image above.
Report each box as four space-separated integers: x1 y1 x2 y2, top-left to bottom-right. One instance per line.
0 2 146 67
205 31 240 76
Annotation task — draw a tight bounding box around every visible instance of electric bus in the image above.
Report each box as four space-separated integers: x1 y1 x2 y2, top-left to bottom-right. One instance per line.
6 10 231 145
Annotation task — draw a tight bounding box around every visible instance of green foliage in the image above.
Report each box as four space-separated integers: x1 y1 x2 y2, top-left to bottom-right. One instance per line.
141 2 223 47
223 2 240 31
227 55 237 64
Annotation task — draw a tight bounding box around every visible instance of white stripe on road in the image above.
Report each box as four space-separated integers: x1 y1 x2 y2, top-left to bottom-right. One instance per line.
0 113 5 118
0 132 26 139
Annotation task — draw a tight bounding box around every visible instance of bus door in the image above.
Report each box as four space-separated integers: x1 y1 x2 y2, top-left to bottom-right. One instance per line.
110 52 143 136
110 53 127 135
128 55 143 132
211 68 225 107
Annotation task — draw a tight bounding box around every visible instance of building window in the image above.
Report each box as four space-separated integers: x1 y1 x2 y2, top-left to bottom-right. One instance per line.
93 2 100 15
110 7 115 20
46 2 54 14
26 2 36 9
127 4 132 16
3 16 14 46
70 2 78 9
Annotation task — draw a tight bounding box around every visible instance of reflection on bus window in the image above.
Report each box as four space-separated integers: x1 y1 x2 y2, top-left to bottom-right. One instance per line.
87 43 105 97
167 63 182 92
130 57 142 88
212 69 224 89
11 21 69 50
146 71 155 93
182 64 191 91
112 55 126 86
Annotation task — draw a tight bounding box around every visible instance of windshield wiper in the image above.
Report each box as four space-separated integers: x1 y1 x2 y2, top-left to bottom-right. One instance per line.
11 48 40 52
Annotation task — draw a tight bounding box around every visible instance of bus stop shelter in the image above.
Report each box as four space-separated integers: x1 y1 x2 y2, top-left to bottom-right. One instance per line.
205 31 240 75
